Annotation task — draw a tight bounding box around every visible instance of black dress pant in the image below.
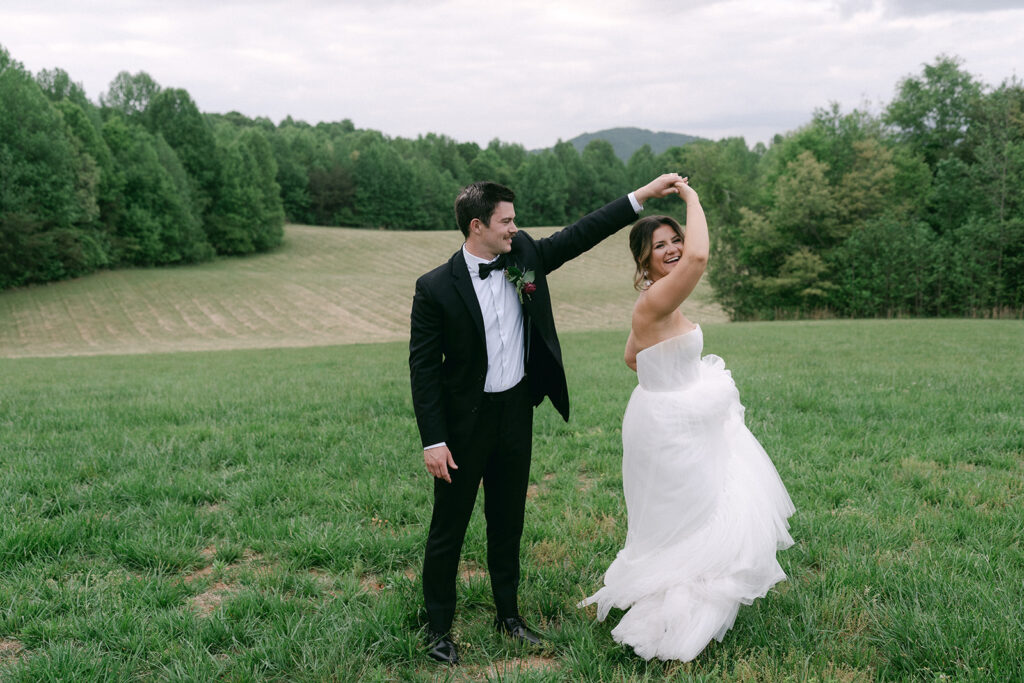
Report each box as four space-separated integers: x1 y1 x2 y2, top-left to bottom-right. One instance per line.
422 379 533 634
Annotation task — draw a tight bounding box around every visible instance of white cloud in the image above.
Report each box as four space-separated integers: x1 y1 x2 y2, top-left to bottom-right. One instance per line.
1 0 1021 148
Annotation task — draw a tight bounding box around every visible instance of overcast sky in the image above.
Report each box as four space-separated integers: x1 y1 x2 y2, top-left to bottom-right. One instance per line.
2 0 1023 149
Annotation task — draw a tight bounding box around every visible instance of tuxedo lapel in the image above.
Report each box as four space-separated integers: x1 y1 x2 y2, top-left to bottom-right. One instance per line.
506 248 535 314
506 250 539 363
450 250 486 343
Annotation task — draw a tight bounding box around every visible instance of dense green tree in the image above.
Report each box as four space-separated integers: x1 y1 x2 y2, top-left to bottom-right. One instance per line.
835 138 899 224
243 129 285 250
100 70 161 120
101 115 208 264
486 138 527 177
960 81 1024 310
769 151 841 249
270 124 330 224
208 129 284 253
884 55 984 169
467 148 514 186
55 104 102 227
553 140 597 219
353 140 416 229
54 99 121 237
409 157 458 230
413 133 471 186
517 151 568 226
308 164 355 226
829 217 939 316
208 141 258 254
582 139 627 204
35 67 90 109
761 104 881 188
456 141 481 169
626 144 659 194
145 88 223 231
660 137 761 227
1 47 104 287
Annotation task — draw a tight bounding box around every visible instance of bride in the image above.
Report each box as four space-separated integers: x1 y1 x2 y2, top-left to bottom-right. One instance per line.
579 178 795 662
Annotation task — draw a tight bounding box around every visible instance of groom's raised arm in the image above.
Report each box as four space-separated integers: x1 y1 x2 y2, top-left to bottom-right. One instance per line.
534 174 684 273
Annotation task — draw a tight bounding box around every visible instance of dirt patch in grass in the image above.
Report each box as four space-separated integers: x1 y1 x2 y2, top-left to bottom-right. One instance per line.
184 564 217 584
531 539 569 566
360 567 417 594
460 561 487 581
182 546 265 585
360 573 386 593
307 568 340 596
0 639 25 664
242 550 265 564
190 582 240 615
457 655 560 679
493 655 559 675
577 472 598 493
528 472 557 499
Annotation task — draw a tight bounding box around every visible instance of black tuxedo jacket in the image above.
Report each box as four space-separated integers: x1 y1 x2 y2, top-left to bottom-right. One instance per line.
409 195 637 449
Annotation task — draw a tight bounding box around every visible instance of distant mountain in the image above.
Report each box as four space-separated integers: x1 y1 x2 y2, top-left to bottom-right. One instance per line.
552 127 705 162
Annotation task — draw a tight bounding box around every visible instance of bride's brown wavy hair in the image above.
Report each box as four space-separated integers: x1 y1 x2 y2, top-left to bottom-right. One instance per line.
628 215 684 291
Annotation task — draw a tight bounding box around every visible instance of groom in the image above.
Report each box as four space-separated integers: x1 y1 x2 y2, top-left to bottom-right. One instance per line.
409 173 682 664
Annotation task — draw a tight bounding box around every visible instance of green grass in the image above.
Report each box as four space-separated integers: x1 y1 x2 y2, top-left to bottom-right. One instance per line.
0 224 724 359
1 320 1022 681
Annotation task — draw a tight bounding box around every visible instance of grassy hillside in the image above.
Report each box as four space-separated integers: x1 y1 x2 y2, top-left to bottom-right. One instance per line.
0 224 724 359
0 320 1021 680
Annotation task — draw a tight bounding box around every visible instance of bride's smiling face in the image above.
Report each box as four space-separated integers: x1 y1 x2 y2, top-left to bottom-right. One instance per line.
646 224 684 282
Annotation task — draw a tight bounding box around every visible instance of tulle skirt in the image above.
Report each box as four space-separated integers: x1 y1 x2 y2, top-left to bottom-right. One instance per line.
580 354 795 662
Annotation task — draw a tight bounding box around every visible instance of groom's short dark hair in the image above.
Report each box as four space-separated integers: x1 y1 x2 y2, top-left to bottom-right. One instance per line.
454 181 516 237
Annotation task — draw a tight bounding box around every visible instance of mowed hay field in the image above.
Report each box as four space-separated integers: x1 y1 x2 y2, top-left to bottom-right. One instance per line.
0 224 725 358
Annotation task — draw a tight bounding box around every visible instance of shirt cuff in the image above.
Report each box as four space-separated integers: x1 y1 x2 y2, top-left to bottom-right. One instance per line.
628 191 643 213
424 442 446 451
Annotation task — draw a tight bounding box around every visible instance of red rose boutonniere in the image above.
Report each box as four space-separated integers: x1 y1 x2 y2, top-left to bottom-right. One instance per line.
505 265 536 303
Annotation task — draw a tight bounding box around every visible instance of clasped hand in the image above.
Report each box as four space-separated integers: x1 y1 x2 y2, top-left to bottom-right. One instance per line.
635 173 698 205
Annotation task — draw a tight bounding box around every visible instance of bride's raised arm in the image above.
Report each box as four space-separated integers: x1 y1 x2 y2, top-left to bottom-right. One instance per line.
634 180 709 321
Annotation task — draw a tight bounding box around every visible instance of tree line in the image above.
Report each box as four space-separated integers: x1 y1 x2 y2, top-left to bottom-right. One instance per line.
2 45 1021 318
702 56 1024 319
1 46 284 290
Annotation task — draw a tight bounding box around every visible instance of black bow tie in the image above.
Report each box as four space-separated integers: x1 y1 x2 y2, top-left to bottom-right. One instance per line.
478 254 507 279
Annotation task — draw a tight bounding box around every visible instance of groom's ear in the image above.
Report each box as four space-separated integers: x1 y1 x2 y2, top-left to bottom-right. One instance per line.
469 218 485 234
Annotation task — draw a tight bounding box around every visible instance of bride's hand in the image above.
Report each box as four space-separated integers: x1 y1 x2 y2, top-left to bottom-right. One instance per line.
675 178 699 203
634 173 684 205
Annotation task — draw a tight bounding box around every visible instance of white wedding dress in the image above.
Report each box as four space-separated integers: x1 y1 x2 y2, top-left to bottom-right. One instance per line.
580 326 794 662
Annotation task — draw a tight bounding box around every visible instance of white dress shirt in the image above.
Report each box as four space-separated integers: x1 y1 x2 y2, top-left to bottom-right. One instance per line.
462 245 526 393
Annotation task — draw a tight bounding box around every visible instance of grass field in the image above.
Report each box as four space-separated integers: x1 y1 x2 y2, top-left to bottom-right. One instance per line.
0 224 725 359
1 319 1022 681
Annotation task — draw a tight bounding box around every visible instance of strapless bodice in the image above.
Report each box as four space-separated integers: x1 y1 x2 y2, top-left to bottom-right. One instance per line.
635 326 703 391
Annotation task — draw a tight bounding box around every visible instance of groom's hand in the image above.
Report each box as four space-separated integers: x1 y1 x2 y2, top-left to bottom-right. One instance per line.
633 173 684 206
424 445 458 483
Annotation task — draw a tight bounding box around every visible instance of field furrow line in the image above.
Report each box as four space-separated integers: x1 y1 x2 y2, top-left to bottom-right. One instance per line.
0 224 724 357
276 280 386 339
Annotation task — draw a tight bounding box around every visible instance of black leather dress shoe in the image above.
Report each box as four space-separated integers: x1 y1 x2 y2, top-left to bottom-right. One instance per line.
495 615 542 645
426 630 459 665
